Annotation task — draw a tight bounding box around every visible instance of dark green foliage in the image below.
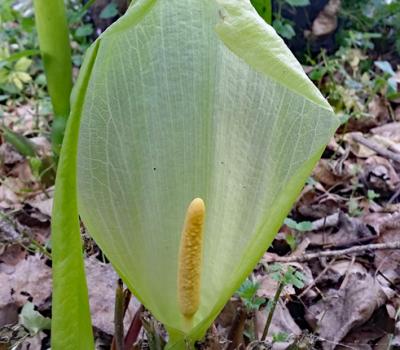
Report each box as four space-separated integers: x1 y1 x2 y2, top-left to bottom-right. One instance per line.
237 279 266 311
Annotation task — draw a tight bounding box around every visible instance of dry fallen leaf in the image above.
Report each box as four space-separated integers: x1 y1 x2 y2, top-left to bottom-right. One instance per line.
362 156 400 193
0 255 51 327
256 302 301 345
368 96 389 122
305 212 374 247
26 192 53 218
311 0 341 37
344 132 376 158
85 256 141 335
374 215 400 285
305 264 388 350
0 254 141 337
0 178 27 210
312 158 352 188
0 143 23 166
337 306 393 350
371 122 400 143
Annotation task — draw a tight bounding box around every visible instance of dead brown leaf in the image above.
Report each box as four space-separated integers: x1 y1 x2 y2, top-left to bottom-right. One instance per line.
305 266 387 350
374 215 400 284
0 178 26 209
255 302 301 345
0 144 23 166
85 256 141 335
337 306 393 350
256 275 295 300
368 96 389 122
0 255 51 327
311 0 341 37
371 122 400 143
305 212 374 247
344 132 376 158
313 158 352 188
362 156 399 193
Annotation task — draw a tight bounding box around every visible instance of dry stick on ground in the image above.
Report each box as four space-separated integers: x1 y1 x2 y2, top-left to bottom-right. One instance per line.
352 133 400 163
298 257 337 299
265 241 400 263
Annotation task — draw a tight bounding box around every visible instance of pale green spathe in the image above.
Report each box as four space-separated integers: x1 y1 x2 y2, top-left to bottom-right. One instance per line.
76 0 338 347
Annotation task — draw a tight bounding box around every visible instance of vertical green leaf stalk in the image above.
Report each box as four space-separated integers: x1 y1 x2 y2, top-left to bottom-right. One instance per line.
50 41 99 350
33 0 73 156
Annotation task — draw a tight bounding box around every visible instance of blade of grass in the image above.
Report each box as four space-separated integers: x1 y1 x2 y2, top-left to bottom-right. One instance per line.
1 49 41 64
1 126 37 158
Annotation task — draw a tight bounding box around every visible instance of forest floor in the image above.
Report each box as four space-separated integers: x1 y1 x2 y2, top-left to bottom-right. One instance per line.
1 1 400 349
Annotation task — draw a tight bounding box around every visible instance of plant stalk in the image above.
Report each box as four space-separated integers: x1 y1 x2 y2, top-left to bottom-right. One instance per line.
261 282 284 341
112 279 125 350
124 305 144 350
226 306 247 350
33 0 73 156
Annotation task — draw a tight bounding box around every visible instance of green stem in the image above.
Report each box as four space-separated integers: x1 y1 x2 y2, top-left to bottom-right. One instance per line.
261 282 284 341
81 0 98 17
113 279 125 350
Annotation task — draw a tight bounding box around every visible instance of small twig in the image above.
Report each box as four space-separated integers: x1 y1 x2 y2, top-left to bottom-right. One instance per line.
339 256 356 291
253 312 259 341
261 282 284 341
0 210 51 259
124 304 144 350
112 279 125 350
298 257 337 298
387 185 400 205
311 213 339 231
264 241 400 263
352 134 400 163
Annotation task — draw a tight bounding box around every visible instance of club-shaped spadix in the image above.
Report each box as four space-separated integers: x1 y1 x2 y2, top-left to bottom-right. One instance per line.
73 0 339 347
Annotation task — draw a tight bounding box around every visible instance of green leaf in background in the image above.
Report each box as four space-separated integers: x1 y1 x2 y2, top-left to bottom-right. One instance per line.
273 19 296 39
374 60 395 76
55 0 338 348
0 49 40 65
100 2 119 19
75 24 94 37
20 302 51 336
1 126 37 158
250 0 272 24
285 0 310 7
237 280 260 301
284 218 313 232
14 57 32 72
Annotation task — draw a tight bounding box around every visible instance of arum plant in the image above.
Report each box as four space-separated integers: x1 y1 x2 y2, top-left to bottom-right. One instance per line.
52 0 339 349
